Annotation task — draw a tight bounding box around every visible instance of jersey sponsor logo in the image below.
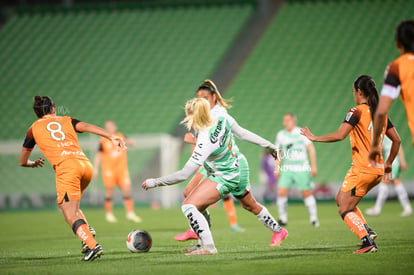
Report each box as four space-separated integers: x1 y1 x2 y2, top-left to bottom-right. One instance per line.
60 150 86 156
210 119 223 144
191 151 202 161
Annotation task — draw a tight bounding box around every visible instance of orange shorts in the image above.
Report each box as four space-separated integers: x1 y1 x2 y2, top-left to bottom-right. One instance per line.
55 158 93 204
341 167 383 197
102 168 131 189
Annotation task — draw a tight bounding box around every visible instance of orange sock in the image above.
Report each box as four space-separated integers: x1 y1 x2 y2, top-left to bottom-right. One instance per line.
223 197 237 226
105 198 113 214
343 211 368 239
353 207 367 224
72 219 97 249
124 197 134 213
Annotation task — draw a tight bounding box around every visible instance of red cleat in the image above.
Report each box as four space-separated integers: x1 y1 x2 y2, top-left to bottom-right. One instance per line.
269 228 288 247
174 229 199 242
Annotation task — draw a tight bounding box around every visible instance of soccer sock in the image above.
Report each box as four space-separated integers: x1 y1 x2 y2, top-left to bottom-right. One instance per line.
277 196 288 223
304 195 318 222
395 183 412 212
223 196 238 226
374 183 389 213
72 219 97 249
182 204 215 248
105 197 113 214
124 197 134 213
342 211 368 239
353 207 367 224
256 205 281 232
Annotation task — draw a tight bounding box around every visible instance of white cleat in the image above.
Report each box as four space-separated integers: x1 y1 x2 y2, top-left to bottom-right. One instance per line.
185 245 217 256
106 213 118 223
311 220 320 228
365 208 380 216
126 212 142 223
401 209 413 217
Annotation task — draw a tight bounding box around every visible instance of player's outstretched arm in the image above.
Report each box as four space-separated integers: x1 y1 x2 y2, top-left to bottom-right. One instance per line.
384 127 401 175
230 122 277 158
142 160 200 190
76 122 126 150
19 149 44 168
300 123 352 143
399 145 407 171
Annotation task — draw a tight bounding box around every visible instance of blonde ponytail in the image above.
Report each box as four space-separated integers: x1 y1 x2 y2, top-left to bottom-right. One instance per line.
181 98 215 131
199 79 232 109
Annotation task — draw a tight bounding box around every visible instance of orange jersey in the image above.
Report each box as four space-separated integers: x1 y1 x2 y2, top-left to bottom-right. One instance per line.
23 115 88 167
343 104 393 174
381 53 414 145
99 132 128 171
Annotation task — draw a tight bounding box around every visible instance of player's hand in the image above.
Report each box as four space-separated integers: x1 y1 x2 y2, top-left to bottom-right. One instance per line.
300 127 316 142
111 136 126 151
32 158 44 168
184 133 196 144
311 166 317 177
384 161 393 182
368 145 381 167
266 145 278 160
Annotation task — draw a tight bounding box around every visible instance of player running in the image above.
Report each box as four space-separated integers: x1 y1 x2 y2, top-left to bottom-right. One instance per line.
93 120 142 223
365 136 412 217
142 98 288 255
301 75 401 254
20 96 125 261
274 113 319 227
369 20 414 163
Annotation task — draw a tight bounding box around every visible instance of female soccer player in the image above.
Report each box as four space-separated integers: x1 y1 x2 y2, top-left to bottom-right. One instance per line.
274 113 319 227
301 75 401 254
20 96 125 261
93 120 142 223
370 20 414 162
366 136 412 217
142 98 288 255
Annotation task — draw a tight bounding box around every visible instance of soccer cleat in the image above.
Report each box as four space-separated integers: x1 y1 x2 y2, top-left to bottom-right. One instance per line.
81 244 104 261
269 228 288 247
401 209 413 217
353 235 378 254
184 246 217 256
106 213 118 223
230 224 246 232
311 220 320 228
182 244 201 253
81 225 96 254
126 212 142 223
364 224 377 241
174 229 199 241
365 208 380 216
277 219 287 226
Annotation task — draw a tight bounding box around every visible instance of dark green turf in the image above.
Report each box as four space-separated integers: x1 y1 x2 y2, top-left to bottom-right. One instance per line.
1 202 413 274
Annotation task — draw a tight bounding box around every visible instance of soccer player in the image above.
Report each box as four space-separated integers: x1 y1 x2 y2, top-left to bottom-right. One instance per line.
20 96 125 261
366 136 412 216
369 20 414 164
274 113 319 227
93 120 142 223
142 98 288 255
301 75 401 253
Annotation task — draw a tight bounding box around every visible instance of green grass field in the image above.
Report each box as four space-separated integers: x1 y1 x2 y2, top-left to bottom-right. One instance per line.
1 201 413 274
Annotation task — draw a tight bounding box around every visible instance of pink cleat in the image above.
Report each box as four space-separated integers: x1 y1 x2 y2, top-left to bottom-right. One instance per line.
174 229 199 242
269 228 288 247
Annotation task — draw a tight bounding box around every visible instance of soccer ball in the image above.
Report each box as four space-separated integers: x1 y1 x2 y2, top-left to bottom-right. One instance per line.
126 229 152 253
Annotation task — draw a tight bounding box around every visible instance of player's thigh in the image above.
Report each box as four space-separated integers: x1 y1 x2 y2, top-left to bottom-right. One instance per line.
184 171 205 198
184 178 221 211
55 159 83 205
294 171 312 191
336 189 363 213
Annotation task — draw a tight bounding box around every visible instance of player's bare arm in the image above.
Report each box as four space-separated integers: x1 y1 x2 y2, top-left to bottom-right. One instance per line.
383 127 401 176
307 143 317 177
75 122 126 150
19 149 44 168
300 123 352 143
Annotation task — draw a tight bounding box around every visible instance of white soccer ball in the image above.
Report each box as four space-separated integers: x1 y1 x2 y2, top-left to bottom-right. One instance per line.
126 229 152 253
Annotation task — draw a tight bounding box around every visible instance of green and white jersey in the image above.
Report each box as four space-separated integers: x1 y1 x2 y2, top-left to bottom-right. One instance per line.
191 116 239 181
275 127 311 172
382 136 400 166
211 105 240 154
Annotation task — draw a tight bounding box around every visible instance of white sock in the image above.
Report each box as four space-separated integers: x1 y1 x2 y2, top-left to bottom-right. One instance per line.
395 184 412 212
181 204 215 248
304 195 318 222
277 196 288 223
256 205 281 232
374 183 389 213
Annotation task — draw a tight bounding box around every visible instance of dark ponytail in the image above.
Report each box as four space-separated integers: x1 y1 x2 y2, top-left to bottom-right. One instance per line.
353 75 379 120
33 96 55 118
396 20 414 53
